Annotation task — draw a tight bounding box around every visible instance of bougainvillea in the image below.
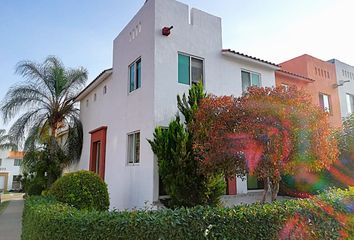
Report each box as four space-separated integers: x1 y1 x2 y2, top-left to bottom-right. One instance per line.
192 86 339 202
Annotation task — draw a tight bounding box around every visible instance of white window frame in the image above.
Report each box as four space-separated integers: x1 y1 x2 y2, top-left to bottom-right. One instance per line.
319 93 331 113
281 83 289 91
178 52 204 86
346 93 354 115
241 69 262 92
127 131 140 165
128 57 142 93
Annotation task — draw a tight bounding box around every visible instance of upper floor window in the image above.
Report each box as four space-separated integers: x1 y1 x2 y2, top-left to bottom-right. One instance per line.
14 159 21 166
346 94 354 114
129 58 141 92
103 85 107 94
319 93 331 113
127 132 140 165
0 158 2 166
178 53 203 85
241 70 261 92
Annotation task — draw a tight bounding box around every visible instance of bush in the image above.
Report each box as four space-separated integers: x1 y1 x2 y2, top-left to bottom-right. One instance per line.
48 170 109 211
22 188 353 240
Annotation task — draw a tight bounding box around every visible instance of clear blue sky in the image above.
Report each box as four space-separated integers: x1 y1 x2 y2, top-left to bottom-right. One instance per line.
1 0 353 129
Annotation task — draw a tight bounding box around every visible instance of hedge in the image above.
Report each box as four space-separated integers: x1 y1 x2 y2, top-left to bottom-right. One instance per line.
48 170 109 211
22 188 353 240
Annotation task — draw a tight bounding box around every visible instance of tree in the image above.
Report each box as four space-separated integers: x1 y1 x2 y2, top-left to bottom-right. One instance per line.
0 129 17 150
1 56 87 186
192 86 338 202
149 83 225 207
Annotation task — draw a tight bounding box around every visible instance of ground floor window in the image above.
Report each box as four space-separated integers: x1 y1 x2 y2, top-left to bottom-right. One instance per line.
128 132 140 165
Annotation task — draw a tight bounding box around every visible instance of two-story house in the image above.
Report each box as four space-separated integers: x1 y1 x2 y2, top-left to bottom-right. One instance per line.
277 54 342 128
327 59 354 119
74 0 279 210
0 151 24 192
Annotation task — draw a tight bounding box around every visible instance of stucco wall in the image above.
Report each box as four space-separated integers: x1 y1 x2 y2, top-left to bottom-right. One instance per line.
329 59 354 119
0 150 22 191
78 0 278 209
281 54 342 128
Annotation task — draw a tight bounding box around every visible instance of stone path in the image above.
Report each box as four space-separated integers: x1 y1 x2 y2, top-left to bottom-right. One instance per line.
0 200 24 240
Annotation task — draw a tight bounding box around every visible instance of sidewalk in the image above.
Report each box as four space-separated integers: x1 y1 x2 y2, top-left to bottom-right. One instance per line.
0 200 24 240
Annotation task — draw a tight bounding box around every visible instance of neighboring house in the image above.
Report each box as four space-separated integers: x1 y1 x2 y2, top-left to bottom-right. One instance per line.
74 0 279 210
327 59 354 119
275 69 315 90
0 151 24 192
278 54 342 128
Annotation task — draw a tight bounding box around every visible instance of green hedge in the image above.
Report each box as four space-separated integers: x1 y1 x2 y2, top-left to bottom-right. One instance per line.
22 188 354 240
48 170 109 211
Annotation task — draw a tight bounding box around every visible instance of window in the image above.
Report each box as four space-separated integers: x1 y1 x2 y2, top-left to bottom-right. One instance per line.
281 83 289 91
178 53 203 85
129 58 141 92
128 132 140 164
319 93 331 113
0 159 2 166
14 159 21 166
94 93 97 101
103 85 107 94
241 70 261 92
346 94 354 114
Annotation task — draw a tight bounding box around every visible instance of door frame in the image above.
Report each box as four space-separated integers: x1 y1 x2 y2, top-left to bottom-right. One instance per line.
0 172 9 192
89 126 107 180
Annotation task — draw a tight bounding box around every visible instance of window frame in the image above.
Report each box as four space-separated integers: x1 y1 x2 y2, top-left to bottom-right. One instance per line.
281 83 289 91
14 159 21 167
177 52 204 86
241 69 262 92
127 131 141 166
346 93 354 115
128 57 142 93
319 93 332 114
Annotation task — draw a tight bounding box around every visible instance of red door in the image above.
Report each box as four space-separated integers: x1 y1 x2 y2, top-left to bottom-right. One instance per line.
89 126 107 179
227 177 237 195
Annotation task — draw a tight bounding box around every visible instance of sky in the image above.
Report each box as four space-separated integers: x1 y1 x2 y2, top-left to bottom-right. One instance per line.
1 0 354 129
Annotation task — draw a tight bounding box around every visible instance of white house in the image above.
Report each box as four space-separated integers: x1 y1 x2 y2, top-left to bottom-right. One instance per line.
75 0 279 210
328 59 354 119
0 151 23 192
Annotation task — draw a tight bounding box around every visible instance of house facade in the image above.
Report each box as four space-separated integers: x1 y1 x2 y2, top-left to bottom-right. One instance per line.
327 59 354 119
0 151 23 192
278 54 342 128
75 0 279 210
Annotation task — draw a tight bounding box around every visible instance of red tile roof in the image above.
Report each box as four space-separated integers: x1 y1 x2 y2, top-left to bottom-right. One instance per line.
277 69 315 82
222 49 280 68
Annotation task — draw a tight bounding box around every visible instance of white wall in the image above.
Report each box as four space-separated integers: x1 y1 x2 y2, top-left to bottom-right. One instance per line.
330 59 354 118
153 0 276 195
78 0 277 209
79 0 157 210
0 150 22 191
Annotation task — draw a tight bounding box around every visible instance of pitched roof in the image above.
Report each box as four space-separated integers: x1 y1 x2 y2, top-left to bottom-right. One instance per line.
222 49 280 69
75 68 113 101
276 69 315 82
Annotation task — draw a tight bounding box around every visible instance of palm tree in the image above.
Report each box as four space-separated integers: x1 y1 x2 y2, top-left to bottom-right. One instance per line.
1 56 87 184
0 129 17 150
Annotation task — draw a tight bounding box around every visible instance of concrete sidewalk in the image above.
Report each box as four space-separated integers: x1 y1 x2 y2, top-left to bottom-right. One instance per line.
0 200 24 240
